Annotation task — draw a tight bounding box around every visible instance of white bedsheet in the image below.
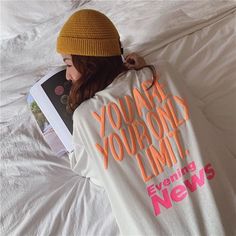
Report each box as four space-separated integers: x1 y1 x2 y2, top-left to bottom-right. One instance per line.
1 1 236 235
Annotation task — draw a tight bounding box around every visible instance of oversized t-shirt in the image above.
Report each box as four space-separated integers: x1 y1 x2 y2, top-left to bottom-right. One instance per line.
69 60 236 236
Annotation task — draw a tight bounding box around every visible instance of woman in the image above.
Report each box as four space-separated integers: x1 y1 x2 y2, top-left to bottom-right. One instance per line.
57 9 159 235
56 9 154 112
56 9 236 236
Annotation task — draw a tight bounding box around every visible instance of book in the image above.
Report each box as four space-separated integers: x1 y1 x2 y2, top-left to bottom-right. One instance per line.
27 66 73 157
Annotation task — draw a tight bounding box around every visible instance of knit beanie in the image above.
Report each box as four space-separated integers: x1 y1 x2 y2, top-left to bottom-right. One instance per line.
56 9 122 57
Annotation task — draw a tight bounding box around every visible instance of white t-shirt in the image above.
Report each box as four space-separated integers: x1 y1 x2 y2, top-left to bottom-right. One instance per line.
69 61 236 236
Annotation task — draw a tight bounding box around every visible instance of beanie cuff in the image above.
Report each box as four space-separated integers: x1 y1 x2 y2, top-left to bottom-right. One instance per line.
57 37 121 57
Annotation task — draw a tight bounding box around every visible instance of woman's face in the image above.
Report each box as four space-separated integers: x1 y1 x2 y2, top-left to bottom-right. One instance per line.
61 54 82 84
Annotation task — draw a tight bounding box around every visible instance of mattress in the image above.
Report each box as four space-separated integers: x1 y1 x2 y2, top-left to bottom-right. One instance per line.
1 1 236 235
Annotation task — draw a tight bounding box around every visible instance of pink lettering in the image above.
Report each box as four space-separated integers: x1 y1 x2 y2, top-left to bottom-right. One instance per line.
147 184 156 197
184 168 205 192
163 179 171 186
204 163 215 180
170 185 188 202
155 183 162 191
148 163 216 216
151 189 172 216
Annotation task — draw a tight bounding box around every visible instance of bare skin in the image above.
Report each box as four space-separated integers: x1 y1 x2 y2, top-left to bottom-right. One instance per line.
124 53 147 69
61 54 82 84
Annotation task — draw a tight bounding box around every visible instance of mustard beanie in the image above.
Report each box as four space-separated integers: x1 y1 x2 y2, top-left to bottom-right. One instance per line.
56 9 122 57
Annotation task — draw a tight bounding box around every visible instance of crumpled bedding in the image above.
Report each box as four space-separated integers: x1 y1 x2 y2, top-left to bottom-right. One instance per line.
1 1 236 235
0 112 119 235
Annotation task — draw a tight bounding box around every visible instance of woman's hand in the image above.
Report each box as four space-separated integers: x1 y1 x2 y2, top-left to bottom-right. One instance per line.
124 53 147 69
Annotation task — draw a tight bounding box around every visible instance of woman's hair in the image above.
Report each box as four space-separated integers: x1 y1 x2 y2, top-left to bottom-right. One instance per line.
67 55 157 112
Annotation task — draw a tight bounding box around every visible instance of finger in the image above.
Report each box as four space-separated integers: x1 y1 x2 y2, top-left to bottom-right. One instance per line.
126 58 136 65
125 53 137 60
124 63 135 69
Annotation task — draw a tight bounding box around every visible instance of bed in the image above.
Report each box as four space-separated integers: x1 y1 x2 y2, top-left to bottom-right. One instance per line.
1 1 236 235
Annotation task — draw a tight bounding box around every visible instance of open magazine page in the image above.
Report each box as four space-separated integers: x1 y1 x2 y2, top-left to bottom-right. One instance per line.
27 94 67 157
29 66 73 156
41 69 72 134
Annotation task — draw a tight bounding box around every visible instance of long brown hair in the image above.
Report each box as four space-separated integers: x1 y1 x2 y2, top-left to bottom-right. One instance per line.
68 54 156 112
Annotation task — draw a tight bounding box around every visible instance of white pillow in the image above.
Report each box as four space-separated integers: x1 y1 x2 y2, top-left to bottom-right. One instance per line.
0 0 90 39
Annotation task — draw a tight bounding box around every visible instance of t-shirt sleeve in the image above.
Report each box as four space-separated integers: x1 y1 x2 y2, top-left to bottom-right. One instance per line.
69 110 102 187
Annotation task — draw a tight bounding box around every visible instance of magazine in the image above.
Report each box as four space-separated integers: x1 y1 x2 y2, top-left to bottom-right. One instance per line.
27 66 73 157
